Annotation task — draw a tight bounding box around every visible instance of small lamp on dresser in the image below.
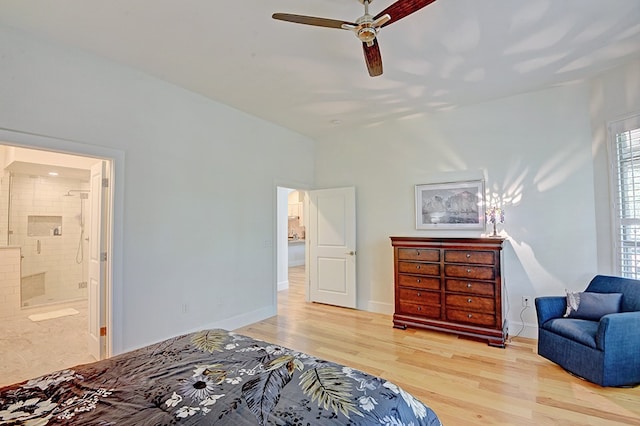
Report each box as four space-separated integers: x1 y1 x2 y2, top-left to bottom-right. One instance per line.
486 206 504 237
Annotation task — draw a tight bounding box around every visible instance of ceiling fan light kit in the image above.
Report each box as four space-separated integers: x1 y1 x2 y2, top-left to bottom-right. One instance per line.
273 0 437 77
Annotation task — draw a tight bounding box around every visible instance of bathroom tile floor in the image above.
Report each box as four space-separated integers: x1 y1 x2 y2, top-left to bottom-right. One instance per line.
0 299 95 387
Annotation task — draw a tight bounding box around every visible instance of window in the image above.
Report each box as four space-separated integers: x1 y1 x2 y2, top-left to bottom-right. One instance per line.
611 114 640 278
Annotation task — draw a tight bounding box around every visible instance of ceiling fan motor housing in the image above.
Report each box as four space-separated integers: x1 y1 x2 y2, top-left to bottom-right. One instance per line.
357 26 377 43
355 14 378 42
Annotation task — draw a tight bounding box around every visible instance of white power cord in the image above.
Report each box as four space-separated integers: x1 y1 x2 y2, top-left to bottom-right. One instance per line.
508 305 529 342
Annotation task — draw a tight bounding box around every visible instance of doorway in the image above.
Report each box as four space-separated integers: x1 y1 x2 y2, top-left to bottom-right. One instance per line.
0 143 113 385
275 185 358 310
277 187 307 296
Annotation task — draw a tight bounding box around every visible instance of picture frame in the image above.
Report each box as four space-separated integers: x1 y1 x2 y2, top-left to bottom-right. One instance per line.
415 180 485 230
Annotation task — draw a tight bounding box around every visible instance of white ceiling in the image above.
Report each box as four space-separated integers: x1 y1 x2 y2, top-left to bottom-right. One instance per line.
1 0 639 139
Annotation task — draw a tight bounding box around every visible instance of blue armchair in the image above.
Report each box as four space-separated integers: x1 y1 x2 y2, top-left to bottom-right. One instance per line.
535 275 640 387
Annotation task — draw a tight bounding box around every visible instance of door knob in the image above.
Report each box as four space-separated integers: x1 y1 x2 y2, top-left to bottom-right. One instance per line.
346 251 356 256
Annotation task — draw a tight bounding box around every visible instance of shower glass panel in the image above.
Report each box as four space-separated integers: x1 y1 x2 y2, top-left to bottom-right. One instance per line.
8 173 90 307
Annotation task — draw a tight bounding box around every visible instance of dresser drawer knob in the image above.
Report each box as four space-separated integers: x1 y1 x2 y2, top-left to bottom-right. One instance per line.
416 265 421 270
466 253 471 258
416 279 421 283
417 306 422 311
466 282 472 288
467 269 472 274
417 292 422 297
467 298 473 303
468 314 473 318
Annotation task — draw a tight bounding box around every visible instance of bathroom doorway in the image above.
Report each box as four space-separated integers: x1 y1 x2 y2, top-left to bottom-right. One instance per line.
0 143 113 384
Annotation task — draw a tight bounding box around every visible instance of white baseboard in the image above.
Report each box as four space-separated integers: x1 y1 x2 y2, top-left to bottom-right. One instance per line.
365 304 539 340
367 301 393 315
278 280 289 291
205 305 276 332
124 306 278 354
507 320 538 339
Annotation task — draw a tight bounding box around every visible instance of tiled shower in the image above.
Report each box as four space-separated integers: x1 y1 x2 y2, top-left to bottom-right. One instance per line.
0 146 93 314
7 174 90 307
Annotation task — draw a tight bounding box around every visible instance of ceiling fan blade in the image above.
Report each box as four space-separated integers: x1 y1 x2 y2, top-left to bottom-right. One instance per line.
374 0 437 27
272 13 354 30
362 40 383 77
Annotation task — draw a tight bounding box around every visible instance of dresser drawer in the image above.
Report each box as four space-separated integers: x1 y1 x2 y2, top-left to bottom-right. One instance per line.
398 302 440 318
445 294 495 312
398 274 440 290
444 249 495 265
398 288 440 305
444 264 495 280
397 248 440 262
447 309 495 327
445 279 494 297
398 261 440 276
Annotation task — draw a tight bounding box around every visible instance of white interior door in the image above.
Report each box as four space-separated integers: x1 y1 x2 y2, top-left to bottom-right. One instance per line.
308 187 356 308
88 161 106 360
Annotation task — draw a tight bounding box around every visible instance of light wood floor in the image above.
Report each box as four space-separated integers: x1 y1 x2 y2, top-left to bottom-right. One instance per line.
236 266 640 426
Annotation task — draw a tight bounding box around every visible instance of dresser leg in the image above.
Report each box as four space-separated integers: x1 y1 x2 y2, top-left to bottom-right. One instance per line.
487 339 506 348
393 323 407 330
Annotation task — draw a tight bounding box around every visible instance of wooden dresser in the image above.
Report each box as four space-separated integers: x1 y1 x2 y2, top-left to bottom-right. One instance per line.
390 237 506 347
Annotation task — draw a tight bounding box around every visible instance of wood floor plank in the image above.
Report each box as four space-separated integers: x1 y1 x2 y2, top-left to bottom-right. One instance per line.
235 266 640 425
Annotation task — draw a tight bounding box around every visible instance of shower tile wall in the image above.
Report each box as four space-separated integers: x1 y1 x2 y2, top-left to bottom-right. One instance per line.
0 247 21 317
9 174 90 306
0 170 8 246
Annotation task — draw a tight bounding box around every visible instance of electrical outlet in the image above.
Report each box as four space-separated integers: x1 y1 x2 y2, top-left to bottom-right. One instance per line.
522 296 531 308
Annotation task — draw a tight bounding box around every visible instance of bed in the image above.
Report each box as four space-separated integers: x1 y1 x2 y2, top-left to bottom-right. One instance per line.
0 329 442 425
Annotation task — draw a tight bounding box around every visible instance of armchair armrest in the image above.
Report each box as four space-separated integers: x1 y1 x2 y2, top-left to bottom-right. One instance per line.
535 296 566 326
596 311 640 352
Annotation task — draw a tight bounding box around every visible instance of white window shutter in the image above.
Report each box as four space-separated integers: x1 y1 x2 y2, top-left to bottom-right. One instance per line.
612 114 640 278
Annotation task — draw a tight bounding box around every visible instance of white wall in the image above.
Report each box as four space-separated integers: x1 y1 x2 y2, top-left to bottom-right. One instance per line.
314 84 599 338
0 25 315 353
590 58 640 274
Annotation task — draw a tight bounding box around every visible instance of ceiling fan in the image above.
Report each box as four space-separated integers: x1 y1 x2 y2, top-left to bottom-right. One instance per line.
272 0 438 77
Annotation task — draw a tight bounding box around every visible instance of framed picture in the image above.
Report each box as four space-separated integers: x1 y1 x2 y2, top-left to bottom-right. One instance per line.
415 180 485 230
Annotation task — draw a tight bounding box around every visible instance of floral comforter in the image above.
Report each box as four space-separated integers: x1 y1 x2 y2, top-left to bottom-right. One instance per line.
0 329 442 425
